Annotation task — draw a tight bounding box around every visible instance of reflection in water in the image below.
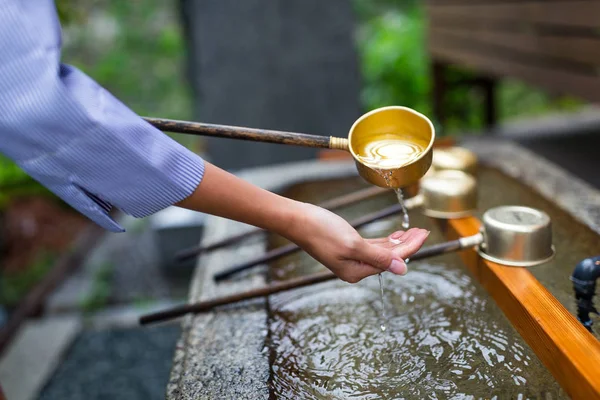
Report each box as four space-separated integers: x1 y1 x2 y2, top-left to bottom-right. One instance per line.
269 263 564 399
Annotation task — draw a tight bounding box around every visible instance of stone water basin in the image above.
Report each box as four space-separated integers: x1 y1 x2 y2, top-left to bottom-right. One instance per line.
168 141 600 399
267 165 599 399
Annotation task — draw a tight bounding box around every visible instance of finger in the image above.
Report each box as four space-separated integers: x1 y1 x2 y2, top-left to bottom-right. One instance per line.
390 228 430 259
355 241 408 275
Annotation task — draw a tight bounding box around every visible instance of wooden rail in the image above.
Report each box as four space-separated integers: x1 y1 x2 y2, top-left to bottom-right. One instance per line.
424 0 600 128
426 1 600 29
440 216 600 399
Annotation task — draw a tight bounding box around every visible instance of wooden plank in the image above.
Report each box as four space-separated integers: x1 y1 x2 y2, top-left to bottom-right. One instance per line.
428 25 600 66
439 216 600 399
428 35 600 102
425 1 600 29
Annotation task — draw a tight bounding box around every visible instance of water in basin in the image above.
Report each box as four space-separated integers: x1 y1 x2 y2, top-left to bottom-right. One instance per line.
265 167 592 399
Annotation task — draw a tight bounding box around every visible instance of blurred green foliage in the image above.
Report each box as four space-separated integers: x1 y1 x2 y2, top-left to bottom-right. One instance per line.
357 4 430 115
354 0 582 135
80 261 114 313
61 1 194 144
0 252 56 307
0 158 54 210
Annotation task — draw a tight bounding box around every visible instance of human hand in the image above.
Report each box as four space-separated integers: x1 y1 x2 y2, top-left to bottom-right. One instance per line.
287 202 430 283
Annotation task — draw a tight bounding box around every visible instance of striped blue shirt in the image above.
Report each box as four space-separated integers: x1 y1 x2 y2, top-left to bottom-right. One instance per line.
0 0 205 232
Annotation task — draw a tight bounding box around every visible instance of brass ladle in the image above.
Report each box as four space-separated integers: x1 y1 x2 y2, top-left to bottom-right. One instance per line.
144 106 435 188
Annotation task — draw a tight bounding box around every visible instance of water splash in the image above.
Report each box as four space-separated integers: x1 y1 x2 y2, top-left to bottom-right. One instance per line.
394 188 410 229
372 169 411 335
374 169 410 230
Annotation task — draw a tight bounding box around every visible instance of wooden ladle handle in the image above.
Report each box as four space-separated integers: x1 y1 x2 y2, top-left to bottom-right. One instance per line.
143 117 349 151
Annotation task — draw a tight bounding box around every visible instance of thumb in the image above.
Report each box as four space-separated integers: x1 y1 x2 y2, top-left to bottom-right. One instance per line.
356 242 407 275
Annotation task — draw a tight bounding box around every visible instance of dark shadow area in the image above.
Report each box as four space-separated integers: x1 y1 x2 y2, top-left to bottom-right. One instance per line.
514 131 600 190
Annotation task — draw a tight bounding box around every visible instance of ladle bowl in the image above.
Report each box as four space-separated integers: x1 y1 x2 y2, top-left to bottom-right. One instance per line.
419 170 477 218
478 205 555 267
432 146 478 176
346 106 435 188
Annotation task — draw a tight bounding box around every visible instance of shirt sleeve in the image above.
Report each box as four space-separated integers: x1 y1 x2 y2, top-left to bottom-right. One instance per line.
0 0 205 232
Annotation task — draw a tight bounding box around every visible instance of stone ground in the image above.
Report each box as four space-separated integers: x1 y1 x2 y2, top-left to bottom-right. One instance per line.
38 324 181 400
0 208 202 400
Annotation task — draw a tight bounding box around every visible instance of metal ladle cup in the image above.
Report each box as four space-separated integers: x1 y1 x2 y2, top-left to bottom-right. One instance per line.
432 146 478 176
477 206 555 267
418 170 478 218
346 106 435 188
427 205 555 268
144 106 435 188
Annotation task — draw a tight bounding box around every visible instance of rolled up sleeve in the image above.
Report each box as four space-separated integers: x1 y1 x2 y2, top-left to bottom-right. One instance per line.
0 0 205 232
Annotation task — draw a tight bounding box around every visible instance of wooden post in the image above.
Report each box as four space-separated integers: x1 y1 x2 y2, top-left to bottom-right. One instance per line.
432 60 448 129
481 76 497 129
439 216 600 399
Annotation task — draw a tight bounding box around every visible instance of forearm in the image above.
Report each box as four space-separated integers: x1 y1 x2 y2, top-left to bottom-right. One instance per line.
176 162 302 238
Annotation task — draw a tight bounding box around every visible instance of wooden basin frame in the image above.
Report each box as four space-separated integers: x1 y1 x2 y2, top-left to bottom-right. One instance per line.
438 216 600 399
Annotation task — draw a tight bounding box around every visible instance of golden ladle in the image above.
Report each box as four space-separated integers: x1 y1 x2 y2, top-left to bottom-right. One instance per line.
144 106 435 188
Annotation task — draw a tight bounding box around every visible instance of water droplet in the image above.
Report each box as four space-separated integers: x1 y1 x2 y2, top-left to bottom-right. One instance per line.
402 215 410 230
405 258 410 263
389 238 402 245
380 324 386 332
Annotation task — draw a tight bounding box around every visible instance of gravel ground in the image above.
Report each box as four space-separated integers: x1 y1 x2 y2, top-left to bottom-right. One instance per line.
38 324 180 400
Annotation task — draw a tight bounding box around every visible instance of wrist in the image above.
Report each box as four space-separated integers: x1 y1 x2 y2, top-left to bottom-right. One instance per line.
269 198 311 243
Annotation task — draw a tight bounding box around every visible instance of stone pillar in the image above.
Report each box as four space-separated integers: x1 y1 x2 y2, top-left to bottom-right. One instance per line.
179 0 362 171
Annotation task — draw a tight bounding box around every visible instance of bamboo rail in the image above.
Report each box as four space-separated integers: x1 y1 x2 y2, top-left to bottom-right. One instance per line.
139 238 468 325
